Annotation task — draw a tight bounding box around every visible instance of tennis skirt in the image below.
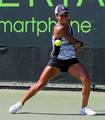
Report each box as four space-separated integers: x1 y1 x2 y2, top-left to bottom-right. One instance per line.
47 58 80 72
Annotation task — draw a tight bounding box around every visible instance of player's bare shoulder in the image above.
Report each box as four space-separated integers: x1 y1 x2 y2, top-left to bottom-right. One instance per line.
53 24 65 38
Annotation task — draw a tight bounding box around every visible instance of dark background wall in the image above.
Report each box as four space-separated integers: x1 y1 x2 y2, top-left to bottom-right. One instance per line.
0 1 105 85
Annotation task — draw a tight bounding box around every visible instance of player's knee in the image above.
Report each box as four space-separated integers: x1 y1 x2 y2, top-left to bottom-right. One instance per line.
30 81 46 92
84 79 91 87
36 81 47 90
80 75 91 85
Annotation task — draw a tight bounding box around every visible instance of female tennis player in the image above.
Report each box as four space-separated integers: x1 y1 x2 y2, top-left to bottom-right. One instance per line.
9 4 96 115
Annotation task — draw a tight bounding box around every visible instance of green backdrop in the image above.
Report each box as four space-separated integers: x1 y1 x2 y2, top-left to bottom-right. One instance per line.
0 1 105 85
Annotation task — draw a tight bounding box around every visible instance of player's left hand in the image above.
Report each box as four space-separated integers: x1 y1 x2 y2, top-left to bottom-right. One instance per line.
74 42 83 53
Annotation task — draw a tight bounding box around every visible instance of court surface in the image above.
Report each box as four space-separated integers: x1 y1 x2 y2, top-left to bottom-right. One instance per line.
0 89 105 120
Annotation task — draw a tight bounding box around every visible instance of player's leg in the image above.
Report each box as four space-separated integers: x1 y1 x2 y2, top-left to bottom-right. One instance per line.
21 66 60 105
9 66 60 114
68 63 90 107
68 63 96 115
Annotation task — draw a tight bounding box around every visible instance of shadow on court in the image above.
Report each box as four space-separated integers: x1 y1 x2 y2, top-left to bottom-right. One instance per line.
96 113 105 116
16 112 105 116
16 112 81 116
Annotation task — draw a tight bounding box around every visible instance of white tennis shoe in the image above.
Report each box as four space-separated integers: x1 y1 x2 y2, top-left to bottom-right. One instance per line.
80 107 96 116
9 101 22 114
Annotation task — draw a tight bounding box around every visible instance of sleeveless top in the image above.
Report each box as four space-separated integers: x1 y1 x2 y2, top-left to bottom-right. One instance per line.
50 27 76 60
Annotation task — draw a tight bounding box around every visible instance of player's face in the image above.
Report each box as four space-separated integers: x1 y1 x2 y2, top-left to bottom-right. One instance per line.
56 12 69 24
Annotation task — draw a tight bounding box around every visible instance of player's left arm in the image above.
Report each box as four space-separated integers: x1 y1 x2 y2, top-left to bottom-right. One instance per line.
62 27 84 52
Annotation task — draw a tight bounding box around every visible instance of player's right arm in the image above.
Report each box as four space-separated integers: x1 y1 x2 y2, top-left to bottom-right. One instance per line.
53 24 83 52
